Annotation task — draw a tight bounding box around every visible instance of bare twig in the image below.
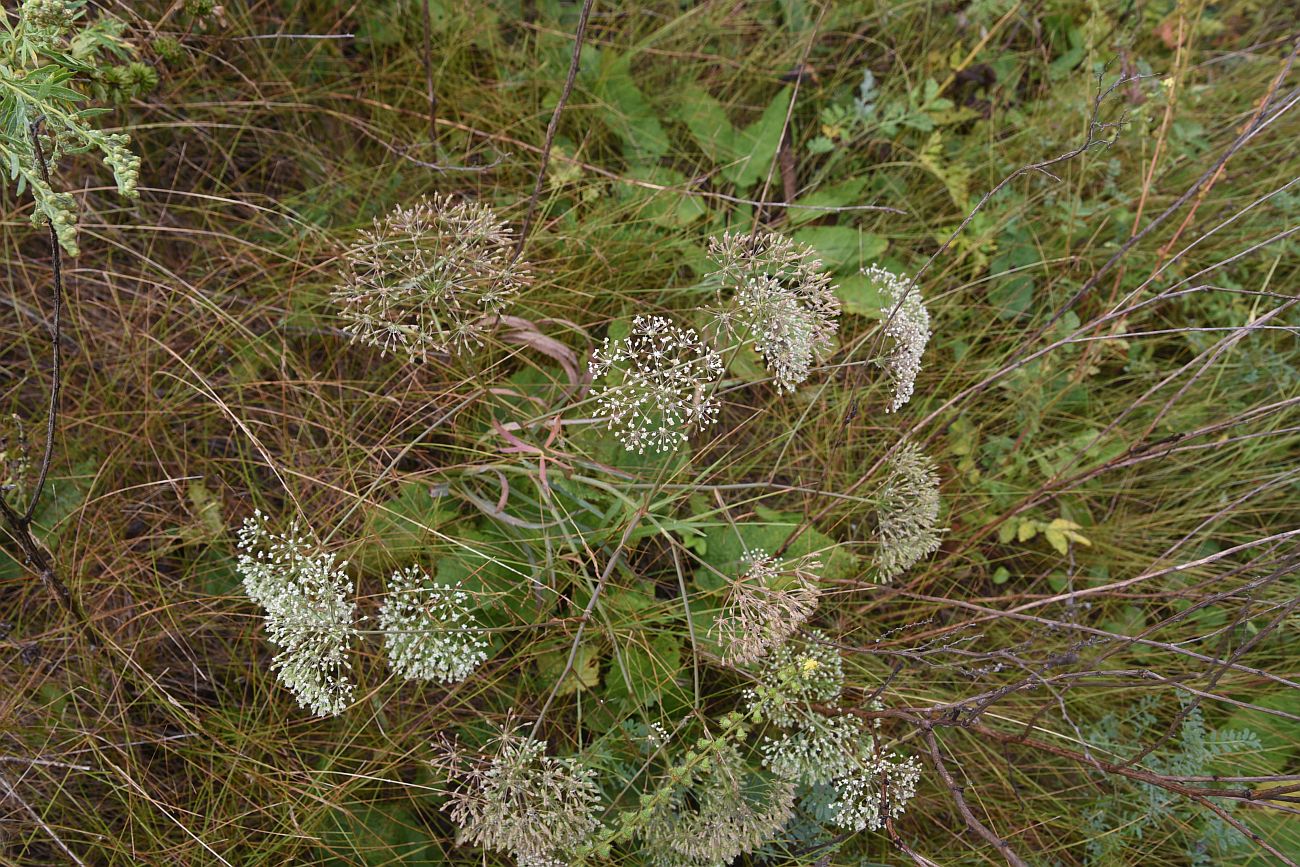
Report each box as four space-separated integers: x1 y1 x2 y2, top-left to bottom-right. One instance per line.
515 0 595 258
24 122 64 522
924 728 1029 867
0 773 88 866
421 0 437 148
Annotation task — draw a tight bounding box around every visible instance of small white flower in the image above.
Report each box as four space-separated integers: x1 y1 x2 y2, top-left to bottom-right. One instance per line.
828 752 922 832
332 195 528 361
707 231 840 391
761 713 871 786
863 265 930 412
379 565 489 684
646 721 671 748
589 314 723 454
235 511 357 717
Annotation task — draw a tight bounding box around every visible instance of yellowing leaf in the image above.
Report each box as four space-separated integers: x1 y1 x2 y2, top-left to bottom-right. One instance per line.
916 131 971 210
185 479 224 543
1017 520 1038 542
1048 518 1092 547
1044 527 1068 555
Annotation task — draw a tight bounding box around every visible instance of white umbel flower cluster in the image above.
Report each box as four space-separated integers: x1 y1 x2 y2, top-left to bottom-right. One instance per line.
760 713 871 786
713 548 822 666
750 636 924 835
863 265 930 412
828 751 922 832
589 314 724 454
744 631 844 728
707 231 840 391
379 565 489 684
437 726 603 866
875 441 944 580
236 511 358 717
332 194 527 361
743 634 925 837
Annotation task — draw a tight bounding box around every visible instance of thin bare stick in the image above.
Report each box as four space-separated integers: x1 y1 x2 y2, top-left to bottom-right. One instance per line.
24 121 64 522
515 0 595 258
924 728 1029 867
421 0 437 148
0 120 83 621
0 773 88 866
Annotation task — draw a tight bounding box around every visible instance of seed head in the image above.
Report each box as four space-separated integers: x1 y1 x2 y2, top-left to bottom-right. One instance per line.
875 441 944 580
435 723 603 866
333 195 527 361
640 742 795 867
707 231 840 391
21 0 74 34
863 265 930 412
713 548 822 666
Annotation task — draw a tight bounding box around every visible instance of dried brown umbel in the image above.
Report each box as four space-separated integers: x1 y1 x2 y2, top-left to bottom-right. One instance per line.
712 548 822 665
332 194 528 361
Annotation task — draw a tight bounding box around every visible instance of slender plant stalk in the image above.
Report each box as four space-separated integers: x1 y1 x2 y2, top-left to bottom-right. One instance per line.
0 119 83 622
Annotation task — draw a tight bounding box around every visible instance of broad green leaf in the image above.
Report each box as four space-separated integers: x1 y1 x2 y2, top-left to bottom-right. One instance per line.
537 643 602 696
675 85 735 164
787 178 869 226
584 50 670 162
1 464 93 580
695 505 856 585
358 482 456 572
604 633 683 711
193 546 240 598
436 527 545 627
792 226 886 273
835 272 885 316
724 88 793 188
606 581 658 621
627 165 707 227
318 801 438 866
990 223 1041 320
